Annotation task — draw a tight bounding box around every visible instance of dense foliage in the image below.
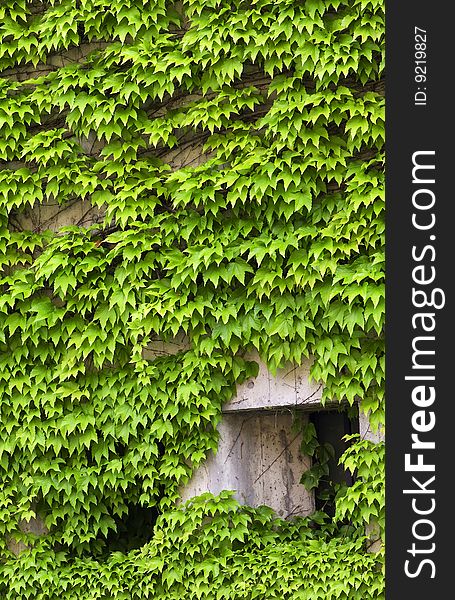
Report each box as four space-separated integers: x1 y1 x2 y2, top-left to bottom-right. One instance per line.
0 0 384 598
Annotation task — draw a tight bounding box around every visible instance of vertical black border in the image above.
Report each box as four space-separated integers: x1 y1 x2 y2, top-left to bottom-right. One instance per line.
387 2 453 596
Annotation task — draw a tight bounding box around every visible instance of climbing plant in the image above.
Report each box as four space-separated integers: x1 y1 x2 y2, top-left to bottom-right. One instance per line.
0 0 384 598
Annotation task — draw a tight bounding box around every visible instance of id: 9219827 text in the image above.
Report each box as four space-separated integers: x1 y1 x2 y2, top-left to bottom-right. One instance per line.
414 27 427 107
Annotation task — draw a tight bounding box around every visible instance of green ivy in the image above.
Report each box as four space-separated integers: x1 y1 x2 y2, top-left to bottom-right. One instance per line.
3 493 384 600
0 0 384 597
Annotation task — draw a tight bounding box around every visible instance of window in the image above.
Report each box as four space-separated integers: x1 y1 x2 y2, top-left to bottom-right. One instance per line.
310 407 359 515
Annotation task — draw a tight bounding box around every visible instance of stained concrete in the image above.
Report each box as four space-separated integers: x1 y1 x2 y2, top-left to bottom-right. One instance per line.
7 514 48 556
145 344 324 412
180 411 315 518
359 410 385 443
145 345 322 517
359 410 384 551
224 353 323 412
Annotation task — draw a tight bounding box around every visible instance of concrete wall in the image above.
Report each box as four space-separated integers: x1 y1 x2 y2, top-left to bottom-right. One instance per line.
180 411 314 518
7 514 48 556
224 353 323 412
179 351 323 517
144 341 324 412
359 410 385 443
359 410 384 551
146 343 324 517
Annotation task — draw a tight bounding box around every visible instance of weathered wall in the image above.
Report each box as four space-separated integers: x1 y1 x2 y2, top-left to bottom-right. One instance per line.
146 342 322 516
7 512 48 556
359 411 384 551
224 353 323 412
359 410 385 444
180 411 314 518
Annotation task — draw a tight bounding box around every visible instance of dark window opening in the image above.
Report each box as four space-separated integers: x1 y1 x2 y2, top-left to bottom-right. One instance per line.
310 406 359 516
102 502 160 553
100 442 165 554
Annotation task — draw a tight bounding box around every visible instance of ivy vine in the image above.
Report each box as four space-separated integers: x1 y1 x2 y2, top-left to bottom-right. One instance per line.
0 0 384 597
